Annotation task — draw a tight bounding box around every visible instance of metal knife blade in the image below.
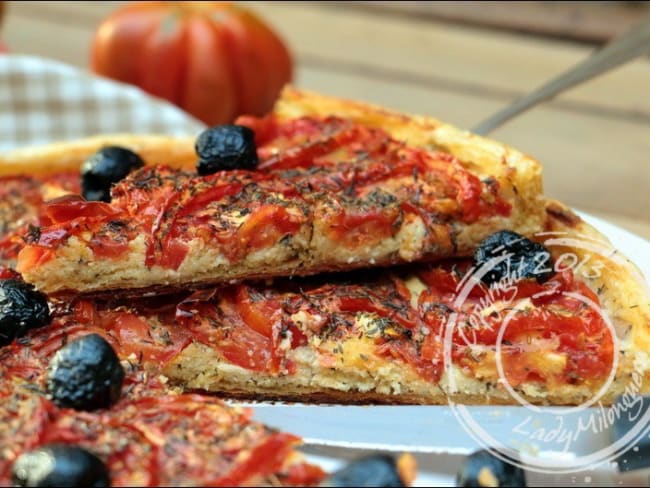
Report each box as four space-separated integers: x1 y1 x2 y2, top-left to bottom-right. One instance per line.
471 15 650 136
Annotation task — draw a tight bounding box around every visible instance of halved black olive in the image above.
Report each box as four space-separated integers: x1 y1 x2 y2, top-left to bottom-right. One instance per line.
320 454 404 487
81 146 144 202
12 444 109 487
46 334 124 411
473 230 553 285
195 125 258 175
456 449 526 487
0 279 50 347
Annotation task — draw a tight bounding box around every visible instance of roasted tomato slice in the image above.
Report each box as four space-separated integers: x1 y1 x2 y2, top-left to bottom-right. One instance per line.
234 204 303 255
323 207 397 249
212 433 300 486
43 195 120 225
235 286 281 339
103 311 191 366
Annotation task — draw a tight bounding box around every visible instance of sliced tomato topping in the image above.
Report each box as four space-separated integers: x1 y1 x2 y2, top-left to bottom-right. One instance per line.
156 236 189 271
178 295 277 373
324 207 397 249
42 195 120 225
454 170 488 223
90 233 131 259
212 433 300 487
143 189 181 268
257 122 361 170
231 204 303 259
334 287 415 330
377 337 442 383
287 323 309 348
71 299 100 324
0 266 21 280
420 329 443 363
176 181 243 218
28 323 112 359
103 311 191 366
280 462 327 486
214 324 275 372
235 286 281 339
419 263 613 386
235 113 279 147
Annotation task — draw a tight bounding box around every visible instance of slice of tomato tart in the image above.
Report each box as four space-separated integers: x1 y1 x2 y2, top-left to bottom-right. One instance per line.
0 292 325 487
16 88 544 295
148 204 650 405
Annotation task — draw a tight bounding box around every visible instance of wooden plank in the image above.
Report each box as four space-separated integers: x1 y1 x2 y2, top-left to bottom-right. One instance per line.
296 65 650 223
248 2 650 119
340 1 650 44
2 14 94 67
4 1 119 24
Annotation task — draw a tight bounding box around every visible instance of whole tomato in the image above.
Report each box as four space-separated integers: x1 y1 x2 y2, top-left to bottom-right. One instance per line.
91 2 293 125
0 1 6 52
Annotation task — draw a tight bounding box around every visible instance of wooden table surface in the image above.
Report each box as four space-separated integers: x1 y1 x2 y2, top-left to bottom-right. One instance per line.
4 1 650 240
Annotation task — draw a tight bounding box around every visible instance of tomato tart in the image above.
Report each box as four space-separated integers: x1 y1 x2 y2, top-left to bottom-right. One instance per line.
14 88 545 295
0 299 325 487
1 88 648 408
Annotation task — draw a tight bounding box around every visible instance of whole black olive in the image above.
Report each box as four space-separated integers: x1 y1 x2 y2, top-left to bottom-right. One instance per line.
46 334 124 411
456 449 526 487
0 279 50 347
195 125 258 175
473 230 554 285
320 455 404 487
81 146 144 202
12 444 109 487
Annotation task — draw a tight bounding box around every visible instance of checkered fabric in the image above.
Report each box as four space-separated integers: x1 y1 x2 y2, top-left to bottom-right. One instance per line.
0 55 206 152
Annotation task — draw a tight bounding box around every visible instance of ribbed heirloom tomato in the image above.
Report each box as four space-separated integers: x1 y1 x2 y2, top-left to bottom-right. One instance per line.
91 1 293 125
0 1 7 53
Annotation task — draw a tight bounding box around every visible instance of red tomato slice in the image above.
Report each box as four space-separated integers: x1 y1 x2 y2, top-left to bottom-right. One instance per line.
324 208 397 249
235 286 280 339
44 195 120 225
234 205 302 256
215 323 275 373
211 433 299 487
104 311 191 366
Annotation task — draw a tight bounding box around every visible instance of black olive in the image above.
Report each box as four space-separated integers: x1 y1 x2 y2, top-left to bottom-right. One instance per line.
195 125 258 175
81 146 144 202
46 334 124 411
0 279 50 347
456 449 526 487
473 230 553 285
320 455 404 487
12 444 109 487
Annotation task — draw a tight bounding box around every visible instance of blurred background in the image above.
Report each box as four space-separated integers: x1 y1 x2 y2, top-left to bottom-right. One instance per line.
1 1 649 238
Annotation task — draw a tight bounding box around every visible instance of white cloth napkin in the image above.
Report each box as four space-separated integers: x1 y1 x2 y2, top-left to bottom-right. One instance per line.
0 55 206 152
